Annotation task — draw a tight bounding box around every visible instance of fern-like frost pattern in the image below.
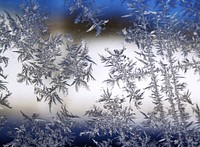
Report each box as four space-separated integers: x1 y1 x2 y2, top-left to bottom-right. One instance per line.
0 0 200 146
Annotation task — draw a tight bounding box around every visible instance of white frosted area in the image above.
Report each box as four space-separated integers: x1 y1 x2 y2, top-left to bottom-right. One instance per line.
2 35 200 122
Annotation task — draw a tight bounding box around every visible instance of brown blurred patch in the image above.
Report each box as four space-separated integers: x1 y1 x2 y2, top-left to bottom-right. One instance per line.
50 14 132 40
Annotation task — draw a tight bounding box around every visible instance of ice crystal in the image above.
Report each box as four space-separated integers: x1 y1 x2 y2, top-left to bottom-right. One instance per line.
5 107 78 147
0 12 12 131
82 88 140 146
3 0 95 111
100 47 144 108
120 0 200 146
67 0 109 36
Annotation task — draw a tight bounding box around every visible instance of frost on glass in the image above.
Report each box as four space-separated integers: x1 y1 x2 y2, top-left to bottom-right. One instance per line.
3 0 95 111
119 0 200 146
0 12 12 131
5 106 78 147
82 87 150 146
0 0 200 146
67 0 109 36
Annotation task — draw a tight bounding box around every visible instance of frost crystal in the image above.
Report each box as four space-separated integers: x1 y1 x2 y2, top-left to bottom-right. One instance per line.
0 12 12 131
5 108 77 147
3 0 95 111
67 0 109 36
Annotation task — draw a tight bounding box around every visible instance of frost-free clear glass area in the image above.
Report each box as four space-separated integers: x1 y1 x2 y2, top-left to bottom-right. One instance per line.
0 0 200 146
